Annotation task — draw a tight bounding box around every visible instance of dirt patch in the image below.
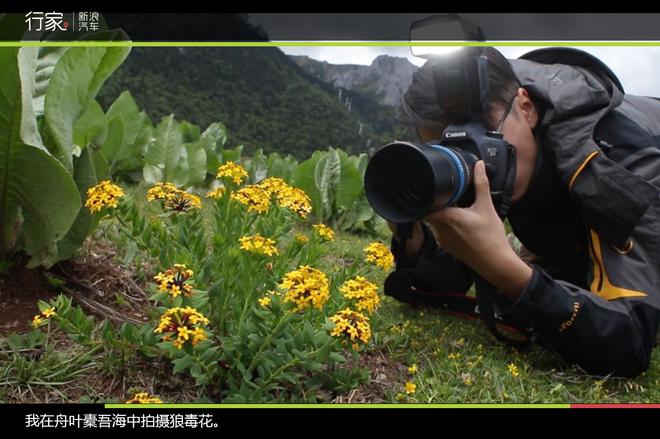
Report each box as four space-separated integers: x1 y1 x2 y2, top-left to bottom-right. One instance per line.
333 349 409 403
0 239 153 338
0 258 60 336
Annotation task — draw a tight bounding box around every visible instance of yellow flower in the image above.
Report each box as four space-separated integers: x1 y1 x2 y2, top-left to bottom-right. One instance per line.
364 241 394 271
329 308 371 346
163 191 202 213
230 185 271 214
42 307 56 318
256 177 289 197
31 315 44 328
258 296 271 308
313 223 335 241
85 180 124 213
32 306 58 328
448 353 461 361
295 233 309 244
153 264 195 299
205 186 226 199
147 183 201 213
125 392 163 404
276 186 312 218
239 234 279 257
508 363 520 377
217 161 248 185
146 182 178 201
279 265 330 312
339 276 380 314
154 307 210 349
408 364 418 374
405 381 417 394
461 373 473 386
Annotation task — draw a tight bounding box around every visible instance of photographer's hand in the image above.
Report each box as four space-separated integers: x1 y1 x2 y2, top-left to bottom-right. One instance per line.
422 161 532 301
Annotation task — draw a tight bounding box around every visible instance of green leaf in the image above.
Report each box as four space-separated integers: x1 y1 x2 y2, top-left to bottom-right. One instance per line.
143 115 184 185
43 42 131 171
102 91 149 174
290 151 325 221
73 100 107 150
335 150 363 210
315 148 341 220
173 355 194 374
0 47 81 266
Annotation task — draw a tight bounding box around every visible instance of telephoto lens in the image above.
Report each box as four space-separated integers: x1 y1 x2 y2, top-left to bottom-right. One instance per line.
364 141 478 224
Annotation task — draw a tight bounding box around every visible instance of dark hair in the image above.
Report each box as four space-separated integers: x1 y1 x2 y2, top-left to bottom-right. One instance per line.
401 47 520 132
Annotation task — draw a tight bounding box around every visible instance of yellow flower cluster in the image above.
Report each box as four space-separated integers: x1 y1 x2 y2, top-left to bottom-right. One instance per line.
508 363 520 377
31 307 56 328
364 241 394 271
279 265 330 312
405 381 417 394
146 182 201 213
256 177 289 196
205 186 226 199
313 223 335 241
154 307 210 349
217 161 248 185
329 308 371 348
125 392 163 404
85 180 124 213
153 264 195 298
230 185 271 214
146 182 179 201
295 233 309 244
339 276 380 314
239 234 279 256
257 177 312 218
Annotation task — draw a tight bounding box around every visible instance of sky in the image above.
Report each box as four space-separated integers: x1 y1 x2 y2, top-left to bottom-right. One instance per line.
279 46 660 97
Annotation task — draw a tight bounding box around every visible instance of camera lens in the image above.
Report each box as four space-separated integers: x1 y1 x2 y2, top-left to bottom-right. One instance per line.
365 142 475 223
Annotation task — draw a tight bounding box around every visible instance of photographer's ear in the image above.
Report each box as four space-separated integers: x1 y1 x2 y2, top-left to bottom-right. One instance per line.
516 88 538 130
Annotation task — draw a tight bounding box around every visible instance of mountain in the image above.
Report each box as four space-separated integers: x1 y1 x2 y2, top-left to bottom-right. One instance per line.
290 54 418 108
97 47 416 160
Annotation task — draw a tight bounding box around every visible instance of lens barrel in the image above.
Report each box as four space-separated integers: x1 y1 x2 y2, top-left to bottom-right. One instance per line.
364 142 477 223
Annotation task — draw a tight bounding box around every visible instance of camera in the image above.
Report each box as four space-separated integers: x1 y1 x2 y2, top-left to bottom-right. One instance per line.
364 48 517 223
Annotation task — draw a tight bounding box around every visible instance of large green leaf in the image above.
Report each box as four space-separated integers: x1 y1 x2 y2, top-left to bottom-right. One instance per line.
46 147 109 266
73 100 108 150
43 43 131 171
201 123 227 175
143 115 184 185
291 151 325 221
0 47 80 265
314 148 341 221
335 149 363 210
103 91 149 174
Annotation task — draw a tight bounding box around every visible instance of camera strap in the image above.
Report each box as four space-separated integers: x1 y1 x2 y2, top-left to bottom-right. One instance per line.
496 144 518 219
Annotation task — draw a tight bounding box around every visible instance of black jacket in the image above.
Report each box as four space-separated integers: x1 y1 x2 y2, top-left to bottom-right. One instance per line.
387 50 660 378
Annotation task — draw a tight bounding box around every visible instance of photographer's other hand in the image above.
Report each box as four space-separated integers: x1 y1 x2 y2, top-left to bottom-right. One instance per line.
422 161 532 300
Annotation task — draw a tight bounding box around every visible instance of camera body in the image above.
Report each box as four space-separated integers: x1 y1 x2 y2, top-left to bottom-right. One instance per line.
364 49 517 224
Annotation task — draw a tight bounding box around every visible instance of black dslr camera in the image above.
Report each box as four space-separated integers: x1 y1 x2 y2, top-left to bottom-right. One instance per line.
364 48 518 224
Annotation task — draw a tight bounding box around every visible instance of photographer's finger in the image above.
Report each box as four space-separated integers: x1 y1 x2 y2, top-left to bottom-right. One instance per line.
473 161 492 209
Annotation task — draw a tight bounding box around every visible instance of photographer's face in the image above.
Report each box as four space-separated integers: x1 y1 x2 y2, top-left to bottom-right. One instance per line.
495 87 539 204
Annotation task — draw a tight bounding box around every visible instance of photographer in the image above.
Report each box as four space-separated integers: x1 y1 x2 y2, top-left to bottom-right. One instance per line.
383 47 660 377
